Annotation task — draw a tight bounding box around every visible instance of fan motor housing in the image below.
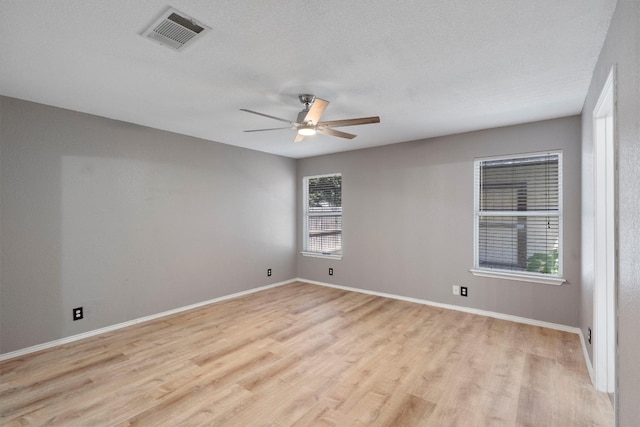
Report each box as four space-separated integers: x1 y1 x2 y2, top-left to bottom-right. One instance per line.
299 94 316 107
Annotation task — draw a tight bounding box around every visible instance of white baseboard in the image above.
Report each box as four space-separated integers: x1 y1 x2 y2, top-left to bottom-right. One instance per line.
578 329 596 385
1 277 587 365
299 278 599 386
297 278 582 335
0 279 295 361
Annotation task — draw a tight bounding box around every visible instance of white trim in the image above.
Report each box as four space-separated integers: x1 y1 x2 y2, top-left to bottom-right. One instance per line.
473 150 563 163
300 251 342 260
302 172 343 257
469 268 565 286
592 65 616 393
473 151 564 281
303 172 343 180
299 278 580 334
0 279 295 361
579 328 596 386
1 277 585 368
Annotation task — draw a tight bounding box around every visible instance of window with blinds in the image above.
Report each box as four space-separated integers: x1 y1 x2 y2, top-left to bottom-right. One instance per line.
303 173 342 257
473 152 562 279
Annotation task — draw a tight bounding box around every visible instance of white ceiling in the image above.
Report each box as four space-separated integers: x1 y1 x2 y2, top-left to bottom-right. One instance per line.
0 1 616 159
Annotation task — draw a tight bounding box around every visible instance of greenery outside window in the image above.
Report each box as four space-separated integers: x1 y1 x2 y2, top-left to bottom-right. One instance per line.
302 173 342 258
471 152 564 285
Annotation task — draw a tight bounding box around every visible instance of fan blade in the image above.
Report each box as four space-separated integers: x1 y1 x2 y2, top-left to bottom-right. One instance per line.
303 98 328 124
239 109 295 125
317 127 357 139
243 126 295 132
317 116 380 128
294 133 305 143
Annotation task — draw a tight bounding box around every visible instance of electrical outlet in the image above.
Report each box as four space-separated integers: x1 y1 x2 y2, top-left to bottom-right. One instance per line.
329 268 334 276
267 268 272 277
461 286 468 297
73 307 83 321
452 285 460 296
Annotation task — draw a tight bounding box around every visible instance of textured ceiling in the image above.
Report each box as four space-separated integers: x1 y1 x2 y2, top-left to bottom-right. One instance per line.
0 1 616 158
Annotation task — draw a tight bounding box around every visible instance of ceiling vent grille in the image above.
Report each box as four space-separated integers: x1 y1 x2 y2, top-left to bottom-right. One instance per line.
142 7 210 51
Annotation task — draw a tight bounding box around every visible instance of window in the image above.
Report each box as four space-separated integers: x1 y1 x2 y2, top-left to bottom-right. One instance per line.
472 152 564 285
303 173 342 258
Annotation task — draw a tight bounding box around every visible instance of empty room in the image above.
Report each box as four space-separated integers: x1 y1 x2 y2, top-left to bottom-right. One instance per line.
1 1 639 426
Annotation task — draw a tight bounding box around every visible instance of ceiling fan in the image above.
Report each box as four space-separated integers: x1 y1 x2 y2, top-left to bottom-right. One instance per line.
240 94 380 143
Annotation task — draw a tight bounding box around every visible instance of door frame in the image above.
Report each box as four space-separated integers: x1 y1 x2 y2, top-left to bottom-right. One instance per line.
592 66 616 394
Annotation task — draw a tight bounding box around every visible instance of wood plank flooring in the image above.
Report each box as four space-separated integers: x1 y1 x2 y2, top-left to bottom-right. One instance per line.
0 281 613 426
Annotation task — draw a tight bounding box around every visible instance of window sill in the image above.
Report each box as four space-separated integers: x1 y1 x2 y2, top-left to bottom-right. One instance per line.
469 268 565 286
301 251 342 260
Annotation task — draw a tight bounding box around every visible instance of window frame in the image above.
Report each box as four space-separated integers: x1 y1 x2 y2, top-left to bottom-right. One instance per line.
471 151 565 286
301 173 343 260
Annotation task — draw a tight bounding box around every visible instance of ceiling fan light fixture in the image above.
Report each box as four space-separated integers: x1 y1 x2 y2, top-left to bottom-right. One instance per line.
241 93 380 143
298 126 316 136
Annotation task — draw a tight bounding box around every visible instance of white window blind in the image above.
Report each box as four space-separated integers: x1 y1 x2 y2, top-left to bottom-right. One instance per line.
474 152 562 280
303 174 342 257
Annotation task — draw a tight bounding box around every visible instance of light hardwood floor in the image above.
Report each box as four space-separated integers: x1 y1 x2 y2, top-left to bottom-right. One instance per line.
0 281 613 426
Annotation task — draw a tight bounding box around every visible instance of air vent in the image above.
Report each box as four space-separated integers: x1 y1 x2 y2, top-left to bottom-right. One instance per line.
142 7 210 51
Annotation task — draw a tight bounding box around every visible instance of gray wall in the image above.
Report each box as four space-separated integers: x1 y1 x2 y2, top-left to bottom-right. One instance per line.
0 97 297 354
297 116 582 327
580 1 640 424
